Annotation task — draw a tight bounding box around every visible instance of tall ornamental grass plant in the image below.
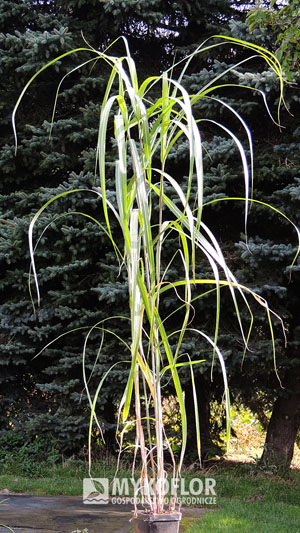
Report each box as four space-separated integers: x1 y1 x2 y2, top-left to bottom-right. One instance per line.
13 36 299 515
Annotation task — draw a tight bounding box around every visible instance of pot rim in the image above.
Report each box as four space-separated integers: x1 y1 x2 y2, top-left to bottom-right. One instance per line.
132 511 182 522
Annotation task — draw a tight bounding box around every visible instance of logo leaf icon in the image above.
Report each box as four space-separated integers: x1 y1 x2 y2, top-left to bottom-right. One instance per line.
93 479 107 495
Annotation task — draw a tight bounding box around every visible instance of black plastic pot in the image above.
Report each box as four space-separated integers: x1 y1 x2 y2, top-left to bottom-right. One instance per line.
132 511 182 533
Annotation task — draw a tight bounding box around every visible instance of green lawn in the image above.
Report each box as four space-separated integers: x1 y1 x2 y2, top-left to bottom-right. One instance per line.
0 461 129 495
184 462 300 533
185 499 300 533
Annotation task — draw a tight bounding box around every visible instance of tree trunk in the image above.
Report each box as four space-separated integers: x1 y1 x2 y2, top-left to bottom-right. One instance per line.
185 376 222 464
261 366 300 468
102 395 118 454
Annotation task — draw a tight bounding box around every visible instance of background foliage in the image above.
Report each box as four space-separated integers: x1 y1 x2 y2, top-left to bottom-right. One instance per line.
247 0 300 81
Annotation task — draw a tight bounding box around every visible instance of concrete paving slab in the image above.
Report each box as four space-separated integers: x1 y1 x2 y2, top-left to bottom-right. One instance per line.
0 496 132 533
